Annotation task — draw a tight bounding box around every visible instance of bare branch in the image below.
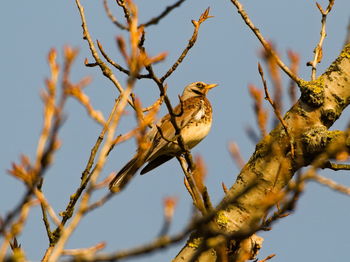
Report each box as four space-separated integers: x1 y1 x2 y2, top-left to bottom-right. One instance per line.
48 98 121 247
97 40 150 79
248 84 268 137
229 0 302 85
103 0 128 30
67 180 258 262
258 254 276 262
85 192 114 213
307 0 335 80
258 63 295 157
34 188 60 226
2 48 67 237
47 82 134 261
178 156 207 215
160 8 213 82
72 233 188 262
62 242 106 258
140 0 186 28
260 43 283 124
308 173 350 195
116 0 131 25
75 0 135 108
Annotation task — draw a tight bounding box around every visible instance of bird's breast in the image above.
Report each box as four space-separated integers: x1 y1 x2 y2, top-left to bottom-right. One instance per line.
181 119 212 149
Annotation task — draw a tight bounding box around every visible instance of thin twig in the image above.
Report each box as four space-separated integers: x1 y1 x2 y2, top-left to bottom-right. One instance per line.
140 0 186 28
64 77 106 125
85 192 114 213
47 1 147 257
97 40 150 79
229 0 301 85
109 0 186 30
62 242 106 257
258 254 276 262
160 8 212 82
116 0 131 25
75 0 134 108
261 43 283 127
48 83 134 262
72 233 188 262
309 173 350 195
103 0 128 30
1 49 66 237
38 189 54 243
178 156 207 215
307 0 335 80
50 99 120 245
142 94 165 112
66 181 258 262
258 63 295 157
222 182 229 194
84 59 98 67
34 188 60 226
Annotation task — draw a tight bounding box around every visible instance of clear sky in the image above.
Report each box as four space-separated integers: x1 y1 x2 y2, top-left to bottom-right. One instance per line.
1 0 350 261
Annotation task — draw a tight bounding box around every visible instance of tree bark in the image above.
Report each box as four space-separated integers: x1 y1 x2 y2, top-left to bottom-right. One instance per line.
173 44 350 262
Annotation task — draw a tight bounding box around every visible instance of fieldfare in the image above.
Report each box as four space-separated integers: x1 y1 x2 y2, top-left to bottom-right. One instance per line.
109 81 217 193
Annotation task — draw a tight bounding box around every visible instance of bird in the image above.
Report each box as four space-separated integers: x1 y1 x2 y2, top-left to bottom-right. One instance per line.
109 81 217 193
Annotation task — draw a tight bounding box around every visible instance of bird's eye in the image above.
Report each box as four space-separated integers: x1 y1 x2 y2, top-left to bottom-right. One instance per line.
196 82 204 88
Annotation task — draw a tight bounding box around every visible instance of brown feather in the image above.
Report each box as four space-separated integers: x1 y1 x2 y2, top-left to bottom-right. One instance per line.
109 82 216 193
109 156 142 193
140 155 174 175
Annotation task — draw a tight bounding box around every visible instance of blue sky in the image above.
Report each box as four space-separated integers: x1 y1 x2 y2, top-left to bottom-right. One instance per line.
1 0 350 261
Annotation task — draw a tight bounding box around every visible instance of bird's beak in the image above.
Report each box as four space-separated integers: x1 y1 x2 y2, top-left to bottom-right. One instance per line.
205 83 218 90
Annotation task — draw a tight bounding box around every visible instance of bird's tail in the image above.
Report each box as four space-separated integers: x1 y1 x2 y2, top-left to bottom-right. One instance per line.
109 156 142 193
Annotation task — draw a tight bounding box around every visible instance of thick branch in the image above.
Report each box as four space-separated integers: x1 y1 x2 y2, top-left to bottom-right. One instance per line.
173 42 350 262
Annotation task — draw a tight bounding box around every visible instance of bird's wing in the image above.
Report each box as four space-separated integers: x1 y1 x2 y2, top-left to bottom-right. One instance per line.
140 154 174 175
145 97 202 161
109 155 142 193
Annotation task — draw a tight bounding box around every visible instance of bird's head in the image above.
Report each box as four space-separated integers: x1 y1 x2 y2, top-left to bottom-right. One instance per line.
181 81 218 100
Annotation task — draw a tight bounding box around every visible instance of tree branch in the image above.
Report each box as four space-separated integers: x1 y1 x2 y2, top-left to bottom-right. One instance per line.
173 38 350 261
229 0 302 85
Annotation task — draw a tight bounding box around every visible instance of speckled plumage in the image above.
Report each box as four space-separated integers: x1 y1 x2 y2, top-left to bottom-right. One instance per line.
110 81 217 193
